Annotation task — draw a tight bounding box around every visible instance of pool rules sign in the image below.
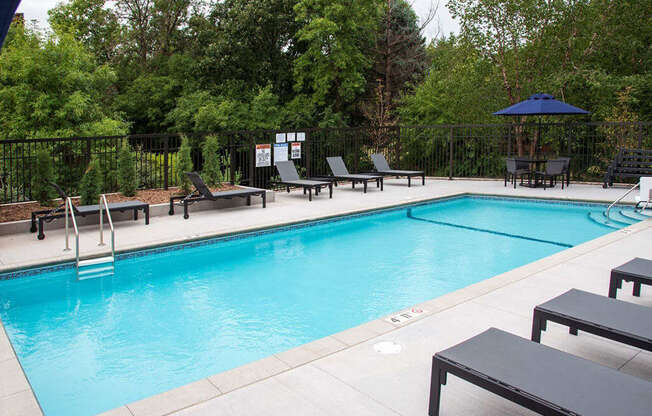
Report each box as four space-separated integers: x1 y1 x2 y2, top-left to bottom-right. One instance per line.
291 142 301 159
255 144 271 167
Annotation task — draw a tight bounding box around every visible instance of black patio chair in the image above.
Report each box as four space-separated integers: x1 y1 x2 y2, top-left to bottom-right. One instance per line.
557 157 571 186
370 154 425 187
30 182 149 240
504 158 530 188
535 159 566 190
274 161 332 201
428 328 652 416
168 172 266 219
325 157 383 193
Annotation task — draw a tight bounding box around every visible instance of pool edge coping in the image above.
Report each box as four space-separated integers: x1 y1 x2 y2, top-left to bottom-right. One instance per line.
0 190 648 416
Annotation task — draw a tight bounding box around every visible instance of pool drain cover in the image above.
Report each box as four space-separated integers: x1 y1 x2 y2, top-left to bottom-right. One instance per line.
374 341 402 354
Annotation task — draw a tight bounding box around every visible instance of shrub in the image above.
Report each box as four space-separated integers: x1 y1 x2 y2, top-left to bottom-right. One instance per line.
201 135 222 187
31 149 55 205
176 136 193 194
117 143 138 196
79 157 103 205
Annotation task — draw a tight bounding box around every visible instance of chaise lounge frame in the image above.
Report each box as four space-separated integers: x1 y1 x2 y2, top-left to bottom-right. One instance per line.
168 172 266 219
531 288 652 352
429 327 652 416
30 182 149 240
325 156 383 193
271 161 333 201
370 153 425 187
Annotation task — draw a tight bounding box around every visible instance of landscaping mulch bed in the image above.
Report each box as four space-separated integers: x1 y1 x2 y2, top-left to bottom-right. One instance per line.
0 184 241 223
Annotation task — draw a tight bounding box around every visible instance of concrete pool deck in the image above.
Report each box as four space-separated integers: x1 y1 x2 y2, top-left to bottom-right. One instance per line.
0 179 650 415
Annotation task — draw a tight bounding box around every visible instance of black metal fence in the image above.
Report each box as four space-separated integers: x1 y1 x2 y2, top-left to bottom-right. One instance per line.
1 122 650 203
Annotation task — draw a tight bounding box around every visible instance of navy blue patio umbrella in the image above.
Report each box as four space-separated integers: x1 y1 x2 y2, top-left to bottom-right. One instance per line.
494 93 589 155
493 93 589 116
0 0 21 50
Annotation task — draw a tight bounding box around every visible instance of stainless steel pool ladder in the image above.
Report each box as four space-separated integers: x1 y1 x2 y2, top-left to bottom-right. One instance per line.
605 183 639 221
64 195 116 279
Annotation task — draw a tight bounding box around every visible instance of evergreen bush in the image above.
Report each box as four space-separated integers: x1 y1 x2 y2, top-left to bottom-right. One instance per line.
80 157 103 205
201 135 222 187
176 136 193 194
117 143 138 196
31 148 55 205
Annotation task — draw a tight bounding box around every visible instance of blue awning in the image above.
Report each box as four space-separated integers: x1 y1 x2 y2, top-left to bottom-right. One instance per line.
0 0 21 50
494 93 589 116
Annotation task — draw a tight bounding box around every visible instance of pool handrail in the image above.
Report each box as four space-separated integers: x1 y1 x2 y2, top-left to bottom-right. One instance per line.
605 182 639 221
99 194 115 262
64 197 79 268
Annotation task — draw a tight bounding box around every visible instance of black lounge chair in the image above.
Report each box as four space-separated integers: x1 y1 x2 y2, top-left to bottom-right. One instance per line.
370 154 424 187
532 289 652 352
30 182 149 240
168 172 266 219
609 257 652 299
325 156 383 193
429 327 652 416
273 161 333 201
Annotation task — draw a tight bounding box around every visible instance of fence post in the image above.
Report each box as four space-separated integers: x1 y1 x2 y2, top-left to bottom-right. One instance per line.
305 130 311 177
449 127 454 180
229 135 235 185
163 135 169 190
249 133 255 187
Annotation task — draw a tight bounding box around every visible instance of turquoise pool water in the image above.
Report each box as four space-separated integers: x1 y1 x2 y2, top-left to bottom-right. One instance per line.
0 196 628 415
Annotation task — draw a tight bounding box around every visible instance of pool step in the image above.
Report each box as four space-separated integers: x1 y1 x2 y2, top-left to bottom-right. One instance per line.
77 256 114 280
606 210 638 225
637 209 652 218
587 212 621 229
620 209 649 221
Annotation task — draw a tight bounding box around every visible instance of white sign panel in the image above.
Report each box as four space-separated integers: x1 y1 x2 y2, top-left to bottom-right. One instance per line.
275 133 286 143
297 132 306 142
287 132 296 142
274 143 288 164
291 142 301 159
255 144 271 167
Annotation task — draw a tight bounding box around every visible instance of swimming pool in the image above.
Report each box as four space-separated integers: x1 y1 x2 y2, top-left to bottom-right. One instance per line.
0 196 636 415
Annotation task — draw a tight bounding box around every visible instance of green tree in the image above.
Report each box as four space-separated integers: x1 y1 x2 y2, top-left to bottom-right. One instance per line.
368 0 429 120
79 157 103 205
31 149 56 205
117 143 138 196
194 0 300 101
399 36 501 125
176 136 193 194
201 135 222 186
48 0 122 64
0 27 128 139
114 73 181 133
294 0 382 117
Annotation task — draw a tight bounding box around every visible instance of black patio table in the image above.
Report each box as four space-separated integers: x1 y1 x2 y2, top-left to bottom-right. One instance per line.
517 158 550 188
